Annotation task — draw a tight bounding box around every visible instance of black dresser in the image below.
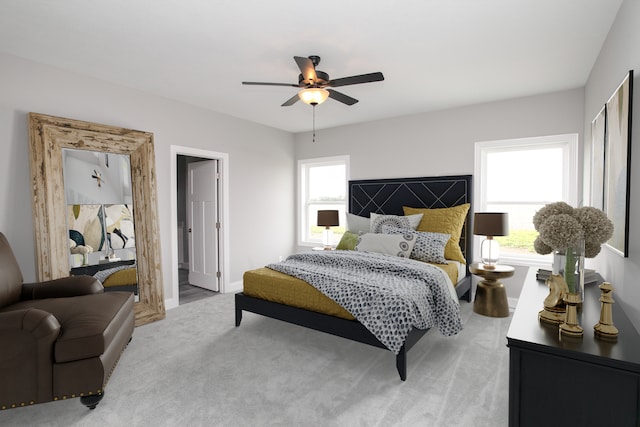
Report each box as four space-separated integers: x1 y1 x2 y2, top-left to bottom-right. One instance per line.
507 268 640 427
70 259 135 276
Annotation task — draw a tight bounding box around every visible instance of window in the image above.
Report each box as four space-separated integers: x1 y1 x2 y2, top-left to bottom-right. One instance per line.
475 134 578 263
298 156 349 246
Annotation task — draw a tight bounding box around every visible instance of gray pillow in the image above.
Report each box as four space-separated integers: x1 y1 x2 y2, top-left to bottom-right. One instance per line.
346 213 370 234
355 232 416 258
381 225 450 264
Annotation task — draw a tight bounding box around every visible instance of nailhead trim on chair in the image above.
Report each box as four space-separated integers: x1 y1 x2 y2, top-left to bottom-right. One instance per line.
51 337 129 402
53 389 103 401
1 401 35 410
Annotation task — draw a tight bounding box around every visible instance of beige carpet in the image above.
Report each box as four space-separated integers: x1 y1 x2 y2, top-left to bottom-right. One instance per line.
0 292 512 427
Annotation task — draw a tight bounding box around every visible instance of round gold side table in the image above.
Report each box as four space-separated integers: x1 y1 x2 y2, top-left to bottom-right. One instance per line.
470 263 514 318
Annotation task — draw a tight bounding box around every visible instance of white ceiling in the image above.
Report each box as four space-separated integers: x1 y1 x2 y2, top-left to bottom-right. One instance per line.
0 0 623 133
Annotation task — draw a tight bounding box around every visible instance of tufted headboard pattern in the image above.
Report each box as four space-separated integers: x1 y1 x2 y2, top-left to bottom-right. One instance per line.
348 175 473 264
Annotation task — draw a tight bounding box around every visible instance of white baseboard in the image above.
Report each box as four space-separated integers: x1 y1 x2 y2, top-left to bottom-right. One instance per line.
165 296 179 311
225 280 243 294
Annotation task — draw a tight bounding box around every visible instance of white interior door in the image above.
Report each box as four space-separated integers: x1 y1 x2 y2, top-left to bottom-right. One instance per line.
187 160 219 291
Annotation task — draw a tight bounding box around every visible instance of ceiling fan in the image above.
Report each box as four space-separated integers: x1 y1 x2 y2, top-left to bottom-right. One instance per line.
242 55 384 107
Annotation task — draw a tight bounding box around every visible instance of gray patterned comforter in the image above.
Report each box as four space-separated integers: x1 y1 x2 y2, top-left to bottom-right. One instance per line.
267 251 463 354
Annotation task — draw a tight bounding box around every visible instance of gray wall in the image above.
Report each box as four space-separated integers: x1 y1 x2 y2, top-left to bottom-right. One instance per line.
0 52 296 306
294 88 586 302
584 0 640 331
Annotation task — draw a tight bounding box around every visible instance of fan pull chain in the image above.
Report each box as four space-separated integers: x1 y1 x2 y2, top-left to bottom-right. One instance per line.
312 104 317 143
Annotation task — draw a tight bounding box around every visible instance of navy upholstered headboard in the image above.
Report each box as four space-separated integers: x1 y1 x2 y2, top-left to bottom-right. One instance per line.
348 175 473 265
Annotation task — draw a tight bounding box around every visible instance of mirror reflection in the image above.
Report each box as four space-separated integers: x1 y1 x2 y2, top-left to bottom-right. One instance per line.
62 148 138 295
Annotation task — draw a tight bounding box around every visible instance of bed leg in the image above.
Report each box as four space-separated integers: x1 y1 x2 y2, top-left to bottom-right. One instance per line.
396 346 407 381
235 308 242 327
463 287 472 302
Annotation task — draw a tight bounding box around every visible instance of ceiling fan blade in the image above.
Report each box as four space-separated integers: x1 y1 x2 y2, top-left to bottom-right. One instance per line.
327 72 384 88
242 81 301 87
281 93 300 107
294 56 318 84
327 89 358 106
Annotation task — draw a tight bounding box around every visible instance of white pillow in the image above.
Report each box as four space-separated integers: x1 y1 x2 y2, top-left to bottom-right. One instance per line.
369 213 423 233
346 213 370 234
381 225 450 264
355 233 416 258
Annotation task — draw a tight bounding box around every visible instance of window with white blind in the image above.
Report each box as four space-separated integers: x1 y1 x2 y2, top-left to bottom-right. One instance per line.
298 156 349 246
475 134 578 263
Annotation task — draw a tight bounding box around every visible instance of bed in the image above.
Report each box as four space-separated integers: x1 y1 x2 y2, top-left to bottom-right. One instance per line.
71 260 138 294
94 263 138 294
235 175 473 380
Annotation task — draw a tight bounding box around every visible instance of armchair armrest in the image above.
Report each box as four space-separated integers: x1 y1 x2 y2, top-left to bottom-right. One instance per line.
0 308 61 338
21 275 104 300
0 308 61 406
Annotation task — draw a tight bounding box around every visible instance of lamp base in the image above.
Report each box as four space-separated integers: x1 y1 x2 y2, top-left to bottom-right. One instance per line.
480 237 500 269
322 227 334 249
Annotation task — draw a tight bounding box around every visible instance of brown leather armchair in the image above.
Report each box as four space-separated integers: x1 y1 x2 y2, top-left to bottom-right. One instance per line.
0 232 135 410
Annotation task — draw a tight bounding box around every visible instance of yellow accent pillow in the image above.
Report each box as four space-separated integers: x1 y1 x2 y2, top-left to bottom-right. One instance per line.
403 204 470 263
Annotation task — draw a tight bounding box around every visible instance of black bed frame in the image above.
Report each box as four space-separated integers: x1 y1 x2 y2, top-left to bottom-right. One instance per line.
235 175 473 381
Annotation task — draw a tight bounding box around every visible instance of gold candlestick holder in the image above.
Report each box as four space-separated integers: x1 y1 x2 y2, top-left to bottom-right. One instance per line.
559 292 583 338
594 282 618 340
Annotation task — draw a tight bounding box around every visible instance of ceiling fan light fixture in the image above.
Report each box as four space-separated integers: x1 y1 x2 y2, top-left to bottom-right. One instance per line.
298 88 329 105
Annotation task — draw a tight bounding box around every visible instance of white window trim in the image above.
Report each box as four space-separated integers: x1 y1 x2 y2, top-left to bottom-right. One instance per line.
297 155 350 247
474 133 579 265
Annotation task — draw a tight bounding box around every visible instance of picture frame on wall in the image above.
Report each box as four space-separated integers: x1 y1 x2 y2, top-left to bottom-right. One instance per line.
603 70 633 257
590 105 606 211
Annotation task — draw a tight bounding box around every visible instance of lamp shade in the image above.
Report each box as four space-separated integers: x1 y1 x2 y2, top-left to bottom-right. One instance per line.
473 212 509 237
317 210 339 227
299 88 329 105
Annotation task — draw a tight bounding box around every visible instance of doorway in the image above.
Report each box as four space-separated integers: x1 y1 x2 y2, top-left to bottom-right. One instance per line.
177 155 219 304
170 146 230 309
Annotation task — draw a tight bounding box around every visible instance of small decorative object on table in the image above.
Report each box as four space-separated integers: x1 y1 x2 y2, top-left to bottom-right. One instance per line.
551 238 585 301
559 291 583 338
594 282 619 340
533 202 613 306
538 274 569 325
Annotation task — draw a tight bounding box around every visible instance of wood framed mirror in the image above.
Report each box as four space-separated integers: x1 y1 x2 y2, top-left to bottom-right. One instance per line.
28 113 165 326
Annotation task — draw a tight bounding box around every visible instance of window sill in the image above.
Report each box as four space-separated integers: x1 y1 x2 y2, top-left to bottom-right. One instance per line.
498 254 551 269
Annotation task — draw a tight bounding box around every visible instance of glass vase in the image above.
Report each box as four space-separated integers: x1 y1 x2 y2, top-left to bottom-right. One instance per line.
552 239 585 303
